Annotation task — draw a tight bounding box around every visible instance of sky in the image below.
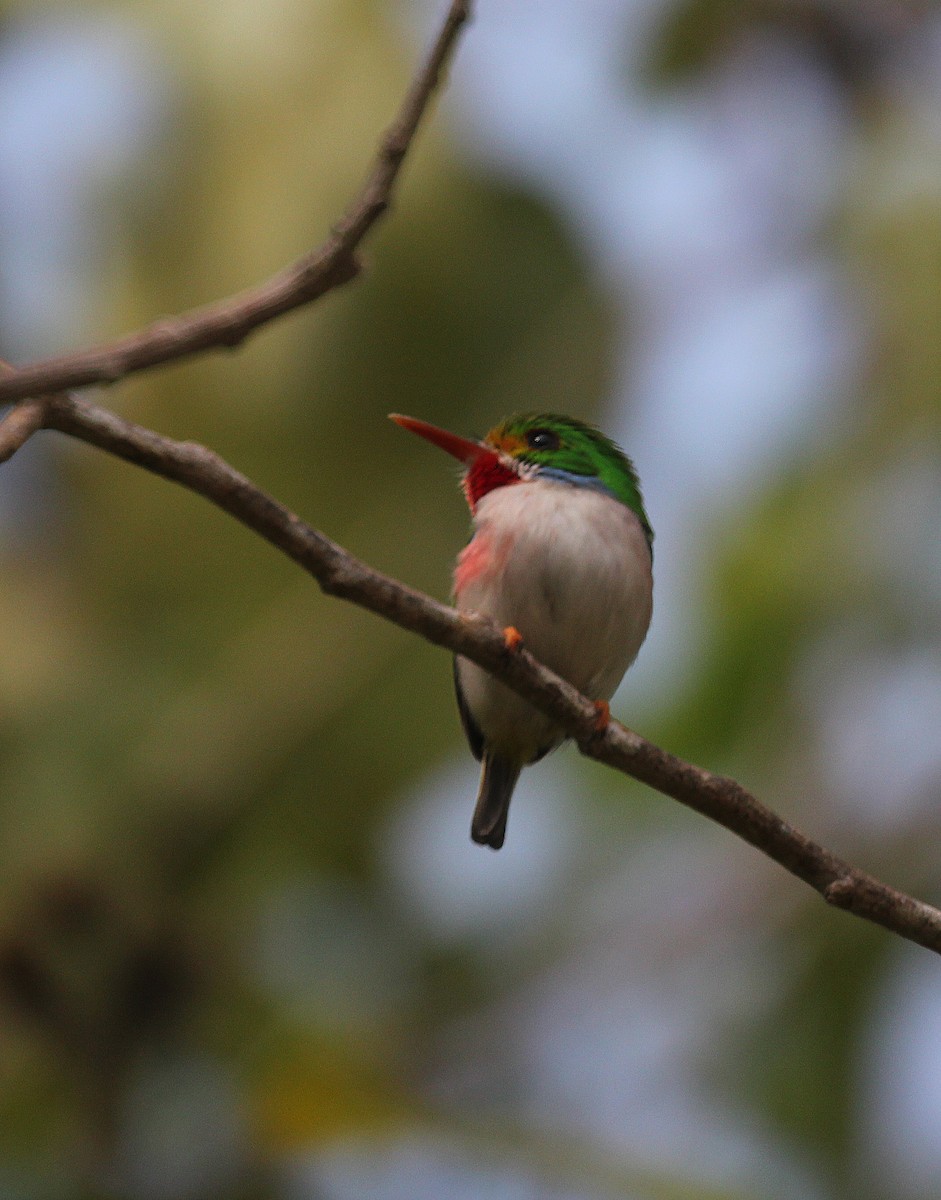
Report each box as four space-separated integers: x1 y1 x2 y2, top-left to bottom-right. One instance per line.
397 3 941 1196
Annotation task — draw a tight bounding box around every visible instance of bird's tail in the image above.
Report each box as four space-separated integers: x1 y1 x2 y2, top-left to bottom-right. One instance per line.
471 753 521 850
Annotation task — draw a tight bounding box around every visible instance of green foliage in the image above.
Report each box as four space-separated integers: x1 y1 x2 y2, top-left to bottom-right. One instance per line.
646 0 751 82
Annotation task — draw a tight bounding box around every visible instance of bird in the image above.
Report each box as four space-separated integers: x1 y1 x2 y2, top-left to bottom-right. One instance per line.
390 411 653 850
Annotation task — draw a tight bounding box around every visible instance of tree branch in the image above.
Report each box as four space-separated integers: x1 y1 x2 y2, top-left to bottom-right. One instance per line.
0 397 48 463
1 0 937 959
41 390 941 958
0 0 471 406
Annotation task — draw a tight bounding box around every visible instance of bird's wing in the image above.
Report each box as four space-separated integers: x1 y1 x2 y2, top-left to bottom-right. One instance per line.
452 656 484 761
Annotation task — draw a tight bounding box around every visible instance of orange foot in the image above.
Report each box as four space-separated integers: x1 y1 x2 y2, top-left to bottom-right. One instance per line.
592 700 611 733
502 625 523 651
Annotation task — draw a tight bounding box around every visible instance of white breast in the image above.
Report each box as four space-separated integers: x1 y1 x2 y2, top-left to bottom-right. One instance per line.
454 478 653 761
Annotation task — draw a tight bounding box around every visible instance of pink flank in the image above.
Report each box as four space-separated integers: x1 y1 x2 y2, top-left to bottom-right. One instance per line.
454 529 510 596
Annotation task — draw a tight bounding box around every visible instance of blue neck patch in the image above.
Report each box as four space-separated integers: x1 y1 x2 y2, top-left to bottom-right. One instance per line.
536 466 620 501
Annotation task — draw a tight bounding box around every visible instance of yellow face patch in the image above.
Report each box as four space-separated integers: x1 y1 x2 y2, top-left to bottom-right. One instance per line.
484 428 526 457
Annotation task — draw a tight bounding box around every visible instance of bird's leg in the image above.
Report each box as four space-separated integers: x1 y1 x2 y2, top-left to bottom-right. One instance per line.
502 625 523 651
592 699 611 733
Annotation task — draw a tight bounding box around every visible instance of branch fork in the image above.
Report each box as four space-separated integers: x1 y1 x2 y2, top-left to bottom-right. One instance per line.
1 0 939 956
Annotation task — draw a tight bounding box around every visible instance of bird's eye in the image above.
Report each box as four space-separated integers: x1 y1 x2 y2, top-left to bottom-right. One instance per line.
526 428 560 452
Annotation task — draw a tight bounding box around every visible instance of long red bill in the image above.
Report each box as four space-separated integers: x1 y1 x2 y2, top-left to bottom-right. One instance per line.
389 413 496 465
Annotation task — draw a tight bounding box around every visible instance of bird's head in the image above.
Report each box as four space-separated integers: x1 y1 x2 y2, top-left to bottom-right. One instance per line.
390 411 652 550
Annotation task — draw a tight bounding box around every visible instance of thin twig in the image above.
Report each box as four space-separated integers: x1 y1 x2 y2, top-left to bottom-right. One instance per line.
3 0 938 958
0 0 472 406
42 390 941 958
0 398 48 462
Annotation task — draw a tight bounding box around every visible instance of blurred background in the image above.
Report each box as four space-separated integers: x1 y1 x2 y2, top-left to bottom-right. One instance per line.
0 0 940 1196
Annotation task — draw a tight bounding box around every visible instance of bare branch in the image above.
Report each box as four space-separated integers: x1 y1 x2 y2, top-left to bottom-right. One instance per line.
0 0 472 406
4 0 937 960
42 390 941 958
0 398 48 462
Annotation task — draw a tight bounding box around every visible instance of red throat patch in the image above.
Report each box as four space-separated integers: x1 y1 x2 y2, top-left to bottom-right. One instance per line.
463 456 520 511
